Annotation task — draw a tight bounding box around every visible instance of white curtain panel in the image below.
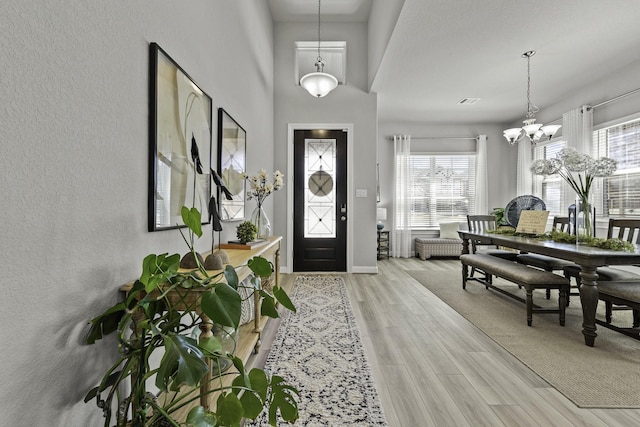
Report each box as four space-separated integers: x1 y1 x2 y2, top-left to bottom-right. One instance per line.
516 136 533 196
474 135 489 214
562 106 594 208
563 105 593 154
392 134 412 258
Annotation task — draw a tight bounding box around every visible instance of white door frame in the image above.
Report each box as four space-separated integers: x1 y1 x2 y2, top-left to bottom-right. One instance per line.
286 123 354 273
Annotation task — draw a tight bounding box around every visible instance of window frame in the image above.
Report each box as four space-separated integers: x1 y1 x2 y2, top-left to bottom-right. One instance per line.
402 151 477 230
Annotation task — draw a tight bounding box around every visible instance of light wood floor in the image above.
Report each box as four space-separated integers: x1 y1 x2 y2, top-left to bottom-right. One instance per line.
249 258 640 427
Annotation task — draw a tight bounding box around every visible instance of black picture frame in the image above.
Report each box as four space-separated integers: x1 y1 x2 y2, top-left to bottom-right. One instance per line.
217 108 246 221
148 42 212 231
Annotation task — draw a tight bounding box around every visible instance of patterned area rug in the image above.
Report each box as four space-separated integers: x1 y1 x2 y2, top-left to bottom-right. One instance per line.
247 275 388 426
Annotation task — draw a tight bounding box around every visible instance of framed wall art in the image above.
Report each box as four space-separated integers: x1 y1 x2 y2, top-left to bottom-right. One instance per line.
217 108 246 221
148 42 212 231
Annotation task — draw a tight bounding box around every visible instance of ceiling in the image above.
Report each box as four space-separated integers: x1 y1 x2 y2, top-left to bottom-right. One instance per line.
268 0 640 124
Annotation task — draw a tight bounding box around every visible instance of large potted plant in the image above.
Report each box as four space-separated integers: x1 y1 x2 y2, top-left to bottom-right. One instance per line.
85 207 299 426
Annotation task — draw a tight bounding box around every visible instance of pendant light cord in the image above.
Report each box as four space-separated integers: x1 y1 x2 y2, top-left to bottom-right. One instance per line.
316 0 323 68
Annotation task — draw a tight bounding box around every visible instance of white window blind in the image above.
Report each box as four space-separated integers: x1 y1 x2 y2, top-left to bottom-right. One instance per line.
402 154 476 228
532 139 567 217
592 117 640 218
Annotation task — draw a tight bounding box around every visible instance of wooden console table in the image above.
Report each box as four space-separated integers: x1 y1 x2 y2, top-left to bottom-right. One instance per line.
458 230 640 347
120 236 281 412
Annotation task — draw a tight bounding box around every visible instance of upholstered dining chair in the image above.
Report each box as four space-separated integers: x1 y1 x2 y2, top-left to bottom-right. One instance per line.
466 215 519 280
563 218 640 298
516 217 575 299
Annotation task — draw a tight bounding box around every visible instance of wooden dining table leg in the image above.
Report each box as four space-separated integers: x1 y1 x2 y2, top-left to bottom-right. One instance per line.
578 265 599 347
460 237 470 288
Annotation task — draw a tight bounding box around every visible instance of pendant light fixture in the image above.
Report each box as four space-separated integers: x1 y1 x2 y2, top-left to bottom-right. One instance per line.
503 51 561 145
300 0 338 98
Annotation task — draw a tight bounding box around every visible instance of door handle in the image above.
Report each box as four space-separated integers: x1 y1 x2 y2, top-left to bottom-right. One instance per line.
341 215 347 221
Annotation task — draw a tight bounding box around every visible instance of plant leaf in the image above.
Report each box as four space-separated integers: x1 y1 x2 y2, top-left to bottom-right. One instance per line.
259 291 279 318
84 369 123 402
247 256 273 277
223 265 239 290
239 389 263 420
182 206 203 237
86 302 127 344
248 368 269 401
273 286 296 313
198 335 223 357
269 375 299 424
186 406 217 427
201 284 242 328
216 393 243 427
156 334 208 392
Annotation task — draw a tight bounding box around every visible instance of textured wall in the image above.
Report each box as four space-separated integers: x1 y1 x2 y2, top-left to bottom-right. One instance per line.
272 21 378 272
0 1 273 425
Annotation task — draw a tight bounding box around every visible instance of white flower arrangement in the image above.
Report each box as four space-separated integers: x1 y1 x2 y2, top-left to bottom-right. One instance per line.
244 169 284 207
530 147 617 201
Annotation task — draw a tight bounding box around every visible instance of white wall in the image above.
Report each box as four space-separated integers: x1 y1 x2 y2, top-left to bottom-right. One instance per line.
272 21 378 272
0 1 274 425
521 59 640 132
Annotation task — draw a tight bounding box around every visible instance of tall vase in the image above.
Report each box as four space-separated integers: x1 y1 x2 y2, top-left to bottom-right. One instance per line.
576 194 593 242
251 205 271 240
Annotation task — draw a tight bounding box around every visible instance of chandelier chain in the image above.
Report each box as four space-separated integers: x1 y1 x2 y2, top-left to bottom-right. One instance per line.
527 54 531 116
316 0 322 62
525 51 539 119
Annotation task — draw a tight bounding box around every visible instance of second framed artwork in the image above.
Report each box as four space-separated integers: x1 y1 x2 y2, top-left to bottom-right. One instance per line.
217 108 246 220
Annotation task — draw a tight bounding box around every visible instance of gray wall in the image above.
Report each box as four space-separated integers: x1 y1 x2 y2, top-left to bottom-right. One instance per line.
273 21 378 272
0 1 274 425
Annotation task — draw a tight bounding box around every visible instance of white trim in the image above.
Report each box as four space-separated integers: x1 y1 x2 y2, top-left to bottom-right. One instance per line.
594 111 640 131
352 266 379 274
286 123 355 273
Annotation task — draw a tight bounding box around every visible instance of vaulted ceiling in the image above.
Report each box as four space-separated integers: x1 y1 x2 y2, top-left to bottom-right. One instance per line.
268 0 640 124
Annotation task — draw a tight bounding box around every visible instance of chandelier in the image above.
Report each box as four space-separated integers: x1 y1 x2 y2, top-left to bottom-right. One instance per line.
300 0 338 98
503 51 561 145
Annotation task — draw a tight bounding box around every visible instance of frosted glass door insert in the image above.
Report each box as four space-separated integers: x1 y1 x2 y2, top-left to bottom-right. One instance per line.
305 139 336 238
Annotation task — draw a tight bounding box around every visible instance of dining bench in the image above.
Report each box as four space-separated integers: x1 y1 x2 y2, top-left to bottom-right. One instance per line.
595 281 640 340
460 253 570 326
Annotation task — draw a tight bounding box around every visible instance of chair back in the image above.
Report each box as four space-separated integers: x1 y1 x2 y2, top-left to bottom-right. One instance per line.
467 215 498 233
607 219 640 244
552 216 570 233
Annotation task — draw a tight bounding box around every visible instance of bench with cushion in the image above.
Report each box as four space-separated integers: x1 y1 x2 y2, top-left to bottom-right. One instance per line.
595 281 640 340
460 253 570 326
415 237 462 259
415 222 462 260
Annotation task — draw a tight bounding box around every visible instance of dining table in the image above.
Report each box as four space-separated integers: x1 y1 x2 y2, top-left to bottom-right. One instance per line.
458 230 640 347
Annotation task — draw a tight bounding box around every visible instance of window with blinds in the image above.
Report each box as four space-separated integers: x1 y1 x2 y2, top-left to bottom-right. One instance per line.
532 140 567 217
532 114 640 219
593 117 640 218
403 154 476 228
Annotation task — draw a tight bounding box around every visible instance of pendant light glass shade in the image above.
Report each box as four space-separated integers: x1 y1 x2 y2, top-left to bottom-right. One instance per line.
300 70 338 98
503 51 560 145
300 0 338 98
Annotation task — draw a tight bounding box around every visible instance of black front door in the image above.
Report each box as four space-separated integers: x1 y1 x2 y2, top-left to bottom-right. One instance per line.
293 129 347 271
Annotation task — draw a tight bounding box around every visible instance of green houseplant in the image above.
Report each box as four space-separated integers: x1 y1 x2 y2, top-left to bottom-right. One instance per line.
85 207 298 427
490 207 508 226
236 221 257 244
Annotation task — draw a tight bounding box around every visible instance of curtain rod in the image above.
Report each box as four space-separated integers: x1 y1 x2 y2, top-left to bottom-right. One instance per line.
545 86 640 124
387 136 477 141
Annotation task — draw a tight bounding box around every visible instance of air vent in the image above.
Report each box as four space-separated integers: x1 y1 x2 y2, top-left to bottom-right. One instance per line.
458 98 480 105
